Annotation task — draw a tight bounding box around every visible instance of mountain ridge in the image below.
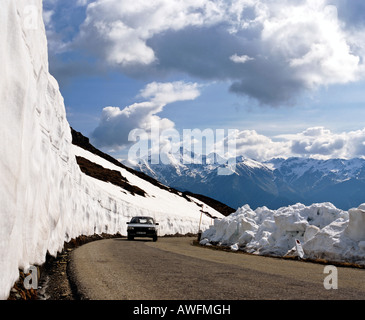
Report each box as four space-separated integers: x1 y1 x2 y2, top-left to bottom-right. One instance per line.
127 151 365 211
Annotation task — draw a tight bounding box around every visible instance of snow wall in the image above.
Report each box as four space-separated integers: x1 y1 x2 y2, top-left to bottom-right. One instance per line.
0 0 219 300
201 202 365 265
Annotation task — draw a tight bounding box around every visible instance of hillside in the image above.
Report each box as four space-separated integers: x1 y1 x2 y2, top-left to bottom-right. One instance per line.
71 128 235 217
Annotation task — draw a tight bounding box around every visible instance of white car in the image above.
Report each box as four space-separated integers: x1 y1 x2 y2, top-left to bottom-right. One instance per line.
127 216 159 241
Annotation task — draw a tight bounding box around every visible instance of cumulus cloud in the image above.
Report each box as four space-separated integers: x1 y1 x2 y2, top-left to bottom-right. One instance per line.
59 0 365 106
228 0 363 105
212 127 365 162
275 127 365 160
217 129 290 161
74 0 227 67
91 81 200 150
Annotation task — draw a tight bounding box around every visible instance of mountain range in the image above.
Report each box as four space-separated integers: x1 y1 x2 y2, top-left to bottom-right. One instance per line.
125 151 365 211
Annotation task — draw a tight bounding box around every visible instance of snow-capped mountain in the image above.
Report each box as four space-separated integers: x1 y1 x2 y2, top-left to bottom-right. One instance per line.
128 151 365 211
269 157 365 210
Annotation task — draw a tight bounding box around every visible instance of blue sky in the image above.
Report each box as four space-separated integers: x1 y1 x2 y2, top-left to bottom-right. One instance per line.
43 0 365 161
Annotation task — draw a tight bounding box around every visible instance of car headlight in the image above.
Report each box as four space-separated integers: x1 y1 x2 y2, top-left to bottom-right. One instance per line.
148 227 155 230
127 226 134 230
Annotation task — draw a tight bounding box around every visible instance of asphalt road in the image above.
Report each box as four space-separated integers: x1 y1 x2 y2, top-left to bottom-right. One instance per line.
68 237 365 300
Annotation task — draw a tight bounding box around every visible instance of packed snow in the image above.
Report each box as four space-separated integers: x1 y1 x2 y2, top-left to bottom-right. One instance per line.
0 0 222 300
201 202 365 265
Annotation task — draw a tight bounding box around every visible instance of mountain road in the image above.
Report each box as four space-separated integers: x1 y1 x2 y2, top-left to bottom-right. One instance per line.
68 237 365 300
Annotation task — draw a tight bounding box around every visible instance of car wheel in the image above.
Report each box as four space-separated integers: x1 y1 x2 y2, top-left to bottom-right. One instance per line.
153 235 158 242
128 235 134 241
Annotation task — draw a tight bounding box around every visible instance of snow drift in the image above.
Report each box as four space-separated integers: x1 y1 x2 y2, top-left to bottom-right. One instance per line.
0 0 223 300
201 202 365 265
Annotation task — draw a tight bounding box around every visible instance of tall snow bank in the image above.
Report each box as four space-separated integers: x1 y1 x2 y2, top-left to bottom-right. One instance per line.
201 202 365 265
0 0 70 299
345 205 365 241
0 0 222 300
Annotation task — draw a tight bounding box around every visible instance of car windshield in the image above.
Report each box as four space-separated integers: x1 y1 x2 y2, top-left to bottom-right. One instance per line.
130 217 154 224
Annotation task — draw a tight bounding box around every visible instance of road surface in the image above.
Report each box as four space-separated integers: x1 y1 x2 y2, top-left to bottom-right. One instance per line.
68 237 365 300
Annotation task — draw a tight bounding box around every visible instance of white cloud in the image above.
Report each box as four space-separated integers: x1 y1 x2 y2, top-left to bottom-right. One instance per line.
223 129 290 161
230 54 254 64
213 127 365 161
64 0 365 106
276 127 365 160
75 0 228 66
227 0 362 104
268 1 361 88
44 0 365 108
139 81 200 105
91 81 200 150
